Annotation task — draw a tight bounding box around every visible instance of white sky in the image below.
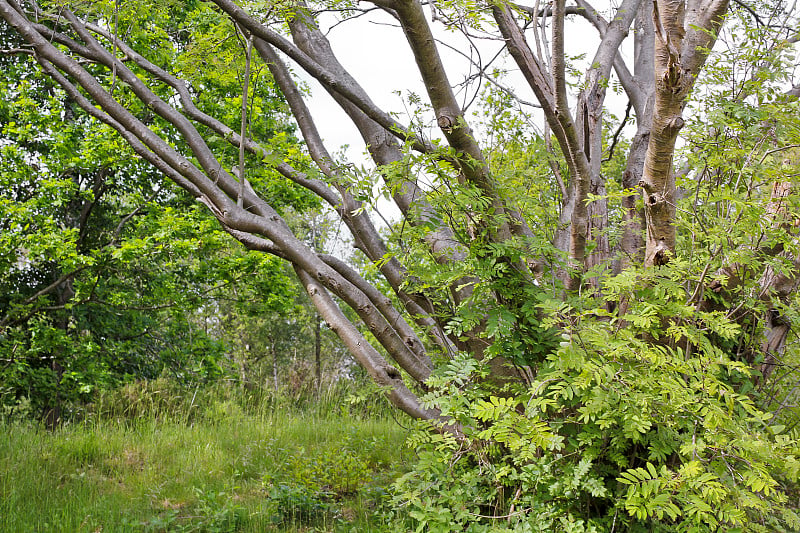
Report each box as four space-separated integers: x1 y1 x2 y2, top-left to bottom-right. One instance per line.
298 7 612 162
288 3 632 242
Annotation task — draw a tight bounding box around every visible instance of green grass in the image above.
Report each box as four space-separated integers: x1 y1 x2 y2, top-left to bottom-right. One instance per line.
0 388 411 532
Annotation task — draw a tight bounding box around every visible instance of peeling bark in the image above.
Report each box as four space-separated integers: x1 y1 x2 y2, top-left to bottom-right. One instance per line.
642 0 729 267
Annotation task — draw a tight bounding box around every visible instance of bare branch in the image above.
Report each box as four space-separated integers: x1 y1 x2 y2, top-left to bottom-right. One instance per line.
294 266 436 420
235 31 253 207
209 0 436 154
604 101 633 163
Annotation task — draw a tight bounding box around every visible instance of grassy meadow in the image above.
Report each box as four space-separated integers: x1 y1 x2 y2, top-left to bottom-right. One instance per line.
0 380 411 532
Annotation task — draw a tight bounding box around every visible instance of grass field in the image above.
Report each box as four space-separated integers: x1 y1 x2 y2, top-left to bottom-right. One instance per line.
0 382 411 532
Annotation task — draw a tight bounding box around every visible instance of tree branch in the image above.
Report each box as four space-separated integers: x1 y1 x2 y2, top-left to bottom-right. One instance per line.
294 266 436 420
209 0 436 155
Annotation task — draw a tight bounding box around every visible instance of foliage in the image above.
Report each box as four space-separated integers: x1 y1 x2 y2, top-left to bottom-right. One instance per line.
397 257 800 531
131 487 246 533
0 5 330 422
395 263 800 531
2 0 800 530
385 10 800 532
82 373 391 428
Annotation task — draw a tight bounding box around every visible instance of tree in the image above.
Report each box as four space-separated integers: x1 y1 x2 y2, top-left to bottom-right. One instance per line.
0 66 232 422
0 16 314 422
2 0 800 528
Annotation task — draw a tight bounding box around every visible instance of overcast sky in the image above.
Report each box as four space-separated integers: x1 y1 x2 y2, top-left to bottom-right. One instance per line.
287 3 629 236
296 5 625 164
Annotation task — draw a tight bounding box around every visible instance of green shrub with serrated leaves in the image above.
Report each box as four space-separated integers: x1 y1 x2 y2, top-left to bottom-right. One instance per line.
393 266 800 532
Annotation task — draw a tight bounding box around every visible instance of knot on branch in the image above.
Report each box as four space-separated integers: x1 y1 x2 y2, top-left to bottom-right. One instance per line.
658 63 690 96
437 114 455 132
651 239 671 266
368 129 393 150
667 115 685 132
645 191 666 208
768 309 791 327
385 366 402 380
709 279 725 293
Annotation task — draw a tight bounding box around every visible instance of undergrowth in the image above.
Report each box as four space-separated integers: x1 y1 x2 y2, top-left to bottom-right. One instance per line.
0 380 408 532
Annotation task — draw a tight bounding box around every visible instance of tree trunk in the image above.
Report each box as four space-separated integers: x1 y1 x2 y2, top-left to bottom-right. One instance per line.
314 313 321 389
642 0 729 267
271 339 279 391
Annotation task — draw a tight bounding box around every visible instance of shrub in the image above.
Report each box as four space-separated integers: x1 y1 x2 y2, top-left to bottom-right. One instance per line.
393 271 800 532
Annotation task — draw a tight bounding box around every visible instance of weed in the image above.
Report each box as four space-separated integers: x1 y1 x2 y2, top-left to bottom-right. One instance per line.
267 484 330 525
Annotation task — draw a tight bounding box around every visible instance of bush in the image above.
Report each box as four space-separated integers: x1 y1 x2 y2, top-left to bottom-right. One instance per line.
393 271 800 532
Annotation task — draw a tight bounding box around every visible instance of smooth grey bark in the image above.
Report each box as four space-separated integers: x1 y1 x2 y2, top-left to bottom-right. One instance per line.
293 266 437 420
492 3 589 289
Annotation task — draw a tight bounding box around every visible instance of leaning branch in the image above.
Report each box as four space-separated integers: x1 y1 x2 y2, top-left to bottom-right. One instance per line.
0 0 440 389
209 0 436 154
294 266 437 420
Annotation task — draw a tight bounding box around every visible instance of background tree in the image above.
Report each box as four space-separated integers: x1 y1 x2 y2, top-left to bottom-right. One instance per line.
1 0 800 528
0 14 321 423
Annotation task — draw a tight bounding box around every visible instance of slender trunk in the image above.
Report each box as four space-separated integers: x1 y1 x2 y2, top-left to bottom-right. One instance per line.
271 339 279 391
43 358 63 430
580 95 609 284
617 0 653 271
314 314 321 389
44 281 73 430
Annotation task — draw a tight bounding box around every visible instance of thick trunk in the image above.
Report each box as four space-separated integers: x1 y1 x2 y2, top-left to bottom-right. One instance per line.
642 0 729 267
578 0 642 278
